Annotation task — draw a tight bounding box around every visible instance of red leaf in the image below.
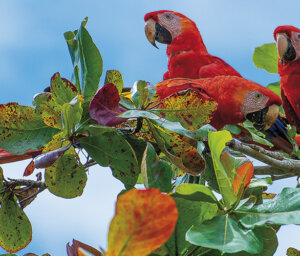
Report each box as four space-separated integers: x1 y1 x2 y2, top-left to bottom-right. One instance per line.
0 148 42 164
106 188 178 256
23 160 35 176
232 162 254 195
89 83 127 126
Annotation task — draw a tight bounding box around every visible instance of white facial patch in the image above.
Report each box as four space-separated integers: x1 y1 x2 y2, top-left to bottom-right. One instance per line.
290 31 300 61
157 12 181 40
240 91 269 115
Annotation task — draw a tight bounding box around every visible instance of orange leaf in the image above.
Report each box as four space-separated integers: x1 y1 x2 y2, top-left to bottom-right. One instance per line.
232 162 254 195
106 188 178 256
23 160 35 176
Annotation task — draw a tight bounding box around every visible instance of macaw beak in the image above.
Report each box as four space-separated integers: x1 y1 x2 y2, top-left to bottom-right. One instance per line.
145 19 172 49
246 104 279 131
276 33 296 62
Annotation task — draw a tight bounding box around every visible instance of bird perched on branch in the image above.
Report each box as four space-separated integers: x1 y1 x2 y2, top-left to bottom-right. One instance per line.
144 10 241 80
144 10 292 153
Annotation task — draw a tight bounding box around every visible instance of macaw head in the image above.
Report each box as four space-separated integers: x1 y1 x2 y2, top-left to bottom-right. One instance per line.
274 25 300 65
144 10 201 49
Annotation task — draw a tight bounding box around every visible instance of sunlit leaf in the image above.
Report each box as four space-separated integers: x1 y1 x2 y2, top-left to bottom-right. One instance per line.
152 89 217 131
186 215 263 254
62 95 84 137
106 188 178 256
89 83 127 126
0 103 59 154
33 73 79 129
232 162 254 196
252 43 278 74
45 147 87 198
105 70 124 94
0 193 32 253
208 131 236 209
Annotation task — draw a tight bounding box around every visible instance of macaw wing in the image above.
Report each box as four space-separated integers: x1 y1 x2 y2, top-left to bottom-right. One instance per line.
198 56 242 78
281 86 300 132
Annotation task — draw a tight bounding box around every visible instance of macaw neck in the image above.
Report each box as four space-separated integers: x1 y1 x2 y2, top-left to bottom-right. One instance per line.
278 59 300 77
166 30 208 57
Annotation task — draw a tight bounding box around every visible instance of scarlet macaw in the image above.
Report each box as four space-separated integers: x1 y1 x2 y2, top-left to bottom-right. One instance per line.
274 25 300 132
144 10 241 80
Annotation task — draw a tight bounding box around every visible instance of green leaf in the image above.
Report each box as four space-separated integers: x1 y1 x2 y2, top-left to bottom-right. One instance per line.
45 146 87 198
61 95 83 137
118 109 160 120
186 215 263 254
165 196 218 255
237 187 300 228
77 21 103 99
208 131 237 209
242 120 274 147
79 131 139 188
131 80 148 109
267 81 284 114
252 43 278 74
33 73 79 130
173 184 218 204
64 30 81 92
0 193 32 253
0 103 59 155
249 177 272 188
141 143 172 193
104 70 124 94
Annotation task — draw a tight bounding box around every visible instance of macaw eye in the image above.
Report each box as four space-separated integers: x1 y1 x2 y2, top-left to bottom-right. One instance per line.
255 92 262 99
165 13 173 20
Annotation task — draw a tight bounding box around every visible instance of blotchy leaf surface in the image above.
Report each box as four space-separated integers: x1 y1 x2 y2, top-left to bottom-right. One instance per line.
0 194 32 253
79 131 139 188
45 147 87 198
89 83 127 126
153 89 217 131
186 215 262 254
106 188 178 256
0 103 59 154
105 70 124 94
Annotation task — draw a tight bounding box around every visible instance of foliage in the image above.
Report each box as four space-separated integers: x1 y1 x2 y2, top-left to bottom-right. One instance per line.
0 19 299 256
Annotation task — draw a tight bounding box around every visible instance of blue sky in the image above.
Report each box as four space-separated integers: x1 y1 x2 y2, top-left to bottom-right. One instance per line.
1 1 300 255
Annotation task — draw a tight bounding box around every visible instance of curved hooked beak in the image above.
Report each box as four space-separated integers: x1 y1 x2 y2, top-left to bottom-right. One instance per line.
145 19 172 49
276 33 296 62
246 104 279 131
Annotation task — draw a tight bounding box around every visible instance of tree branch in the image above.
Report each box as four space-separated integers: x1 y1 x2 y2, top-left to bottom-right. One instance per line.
227 140 300 175
6 178 46 189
